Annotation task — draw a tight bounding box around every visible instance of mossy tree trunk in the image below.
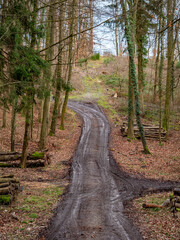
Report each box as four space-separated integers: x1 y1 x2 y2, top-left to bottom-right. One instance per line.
153 21 160 103
60 0 76 130
50 0 64 135
163 0 174 134
136 0 148 114
120 0 150 154
21 0 38 167
158 19 164 145
39 0 55 149
127 58 134 139
127 0 137 139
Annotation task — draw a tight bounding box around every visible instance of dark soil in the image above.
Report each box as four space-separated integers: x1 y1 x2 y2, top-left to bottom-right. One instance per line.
42 101 178 240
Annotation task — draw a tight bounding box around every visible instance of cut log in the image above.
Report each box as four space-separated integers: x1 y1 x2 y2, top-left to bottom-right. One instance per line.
0 152 20 156
26 159 47 167
175 203 180 208
0 182 10 188
0 174 14 178
0 186 11 195
0 152 49 162
121 122 166 140
0 160 47 168
0 155 20 161
142 203 164 209
174 188 180 196
0 178 19 184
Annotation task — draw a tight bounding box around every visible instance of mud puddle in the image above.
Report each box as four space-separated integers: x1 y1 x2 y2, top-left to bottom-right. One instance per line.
44 101 178 240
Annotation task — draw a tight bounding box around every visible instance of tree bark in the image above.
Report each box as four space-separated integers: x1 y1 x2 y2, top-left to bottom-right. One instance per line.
153 22 160 103
120 0 150 154
163 0 175 134
11 98 18 152
50 0 64 135
20 102 31 168
2 106 7 128
60 0 76 130
39 0 55 149
158 15 164 145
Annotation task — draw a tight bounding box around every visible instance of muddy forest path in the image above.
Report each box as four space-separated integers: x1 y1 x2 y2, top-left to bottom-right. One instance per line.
46 101 177 240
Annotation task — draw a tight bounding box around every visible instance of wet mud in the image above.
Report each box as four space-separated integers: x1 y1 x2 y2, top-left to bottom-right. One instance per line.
45 101 178 240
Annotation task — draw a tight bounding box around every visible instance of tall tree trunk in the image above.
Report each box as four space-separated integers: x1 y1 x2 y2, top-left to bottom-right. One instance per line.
114 0 119 56
50 0 64 135
39 0 55 149
89 0 94 55
120 0 150 154
127 0 137 139
127 62 134 139
11 98 18 152
20 95 31 168
158 16 164 145
163 0 174 134
136 0 147 114
21 0 38 167
2 106 6 128
60 0 76 130
153 21 161 103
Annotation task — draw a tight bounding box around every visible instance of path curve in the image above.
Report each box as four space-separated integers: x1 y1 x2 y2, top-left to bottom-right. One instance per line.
46 101 177 240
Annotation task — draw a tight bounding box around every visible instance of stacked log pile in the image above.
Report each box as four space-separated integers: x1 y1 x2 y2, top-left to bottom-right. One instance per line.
0 175 20 205
143 187 180 217
121 122 166 140
0 151 51 168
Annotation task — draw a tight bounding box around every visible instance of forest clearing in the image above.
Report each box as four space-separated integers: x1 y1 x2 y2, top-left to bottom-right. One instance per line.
0 0 180 240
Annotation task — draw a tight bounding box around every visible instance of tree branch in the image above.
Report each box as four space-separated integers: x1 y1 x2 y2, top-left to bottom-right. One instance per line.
159 17 180 33
39 17 113 53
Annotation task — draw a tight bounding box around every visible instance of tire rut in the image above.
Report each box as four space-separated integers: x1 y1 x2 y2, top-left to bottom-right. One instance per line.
45 101 178 240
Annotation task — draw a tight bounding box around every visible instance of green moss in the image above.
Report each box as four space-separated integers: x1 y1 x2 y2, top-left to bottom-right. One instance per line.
29 213 38 218
31 151 44 159
0 195 11 204
90 53 100 60
0 163 14 167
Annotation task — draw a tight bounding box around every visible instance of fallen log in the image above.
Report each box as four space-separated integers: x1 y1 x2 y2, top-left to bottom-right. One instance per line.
0 174 14 178
0 186 12 195
142 203 164 209
175 203 180 208
0 152 20 156
0 175 21 205
0 151 50 163
174 188 180 196
0 182 10 188
0 159 48 168
0 178 19 184
0 155 20 161
121 123 166 140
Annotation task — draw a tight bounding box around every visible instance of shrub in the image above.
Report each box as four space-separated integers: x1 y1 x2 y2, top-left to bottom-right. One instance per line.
90 53 100 60
176 61 180 69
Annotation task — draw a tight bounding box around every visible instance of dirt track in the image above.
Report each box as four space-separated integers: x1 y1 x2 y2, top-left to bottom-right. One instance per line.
45 101 177 240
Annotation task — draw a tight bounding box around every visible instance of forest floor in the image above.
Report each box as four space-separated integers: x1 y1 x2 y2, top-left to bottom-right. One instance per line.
70 56 180 239
0 56 180 239
0 108 82 240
